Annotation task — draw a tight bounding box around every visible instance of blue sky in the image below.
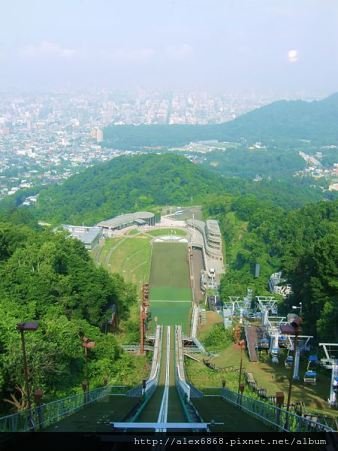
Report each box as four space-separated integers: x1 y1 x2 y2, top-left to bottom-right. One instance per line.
0 0 337 95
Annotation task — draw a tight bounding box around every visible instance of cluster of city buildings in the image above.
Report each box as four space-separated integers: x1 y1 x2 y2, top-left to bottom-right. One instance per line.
296 149 338 183
0 91 278 200
0 92 124 199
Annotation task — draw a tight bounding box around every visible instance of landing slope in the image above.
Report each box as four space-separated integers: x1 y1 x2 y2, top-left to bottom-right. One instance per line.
149 242 192 333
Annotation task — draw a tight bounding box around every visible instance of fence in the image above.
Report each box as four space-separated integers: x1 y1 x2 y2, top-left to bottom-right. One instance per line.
175 326 191 402
0 385 127 432
124 326 163 422
175 325 203 425
221 388 335 432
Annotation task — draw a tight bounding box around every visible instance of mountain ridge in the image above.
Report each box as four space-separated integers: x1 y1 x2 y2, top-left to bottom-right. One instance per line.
34 154 226 225
103 93 338 147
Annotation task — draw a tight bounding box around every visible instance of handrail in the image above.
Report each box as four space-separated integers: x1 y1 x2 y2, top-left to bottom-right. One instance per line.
221 387 336 432
0 385 127 432
191 305 199 338
175 325 204 427
175 326 191 402
145 325 162 394
126 326 163 422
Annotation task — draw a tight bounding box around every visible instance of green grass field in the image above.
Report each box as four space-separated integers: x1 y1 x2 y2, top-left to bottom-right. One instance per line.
147 228 187 237
186 330 338 418
92 234 152 291
148 242 192 334
92 231 193 334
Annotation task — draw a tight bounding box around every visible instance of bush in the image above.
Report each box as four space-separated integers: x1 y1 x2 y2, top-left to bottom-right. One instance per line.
203 324 233 351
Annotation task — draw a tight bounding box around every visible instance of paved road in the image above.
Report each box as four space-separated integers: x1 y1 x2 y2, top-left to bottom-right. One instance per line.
190 247 205 303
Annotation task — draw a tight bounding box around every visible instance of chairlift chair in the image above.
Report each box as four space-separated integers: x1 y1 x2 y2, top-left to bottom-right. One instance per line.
271 347 279 364
304 370 317 385
333 377 338 394
285 354 294 368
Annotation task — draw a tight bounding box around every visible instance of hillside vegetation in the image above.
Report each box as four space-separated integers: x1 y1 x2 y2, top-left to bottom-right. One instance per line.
205 196 338 342
34 154 225 224
0 221 144 410
104 93 338 148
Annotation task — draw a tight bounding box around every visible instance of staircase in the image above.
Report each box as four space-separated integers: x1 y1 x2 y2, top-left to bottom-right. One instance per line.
200 308 207 324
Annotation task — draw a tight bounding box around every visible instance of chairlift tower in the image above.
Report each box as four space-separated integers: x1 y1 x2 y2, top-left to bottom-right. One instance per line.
319 343 338 407
256 296 279 316
285 335 312 380
270 326 280 363
256 296 279 328
222 293 253 328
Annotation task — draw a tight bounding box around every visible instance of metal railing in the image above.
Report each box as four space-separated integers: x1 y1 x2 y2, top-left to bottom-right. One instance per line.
122 344 154 352
175 325 204 425
0 385 127 432
175 326 191 402
221 388 336 432
125 326 163 422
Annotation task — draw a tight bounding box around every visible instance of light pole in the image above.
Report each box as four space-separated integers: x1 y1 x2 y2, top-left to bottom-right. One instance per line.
237 339 246 403
16 322 39 413
140 283 149 355
292 302 303 317
34 388 44 430
82 337 96 397
280 315 302 430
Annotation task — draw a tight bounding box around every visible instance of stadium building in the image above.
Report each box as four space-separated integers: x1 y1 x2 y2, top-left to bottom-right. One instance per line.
62 225 102 250
97 211 156 231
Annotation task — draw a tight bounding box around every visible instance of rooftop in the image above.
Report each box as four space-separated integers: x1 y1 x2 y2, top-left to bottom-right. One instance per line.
63 225 102 245
97 211 154 229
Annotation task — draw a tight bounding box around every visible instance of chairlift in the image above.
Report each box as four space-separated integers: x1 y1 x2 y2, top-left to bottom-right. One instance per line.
278 335 287 348
333 377 338 394
258 337 269 349
285 355 293 368
271 347 279 364
307 354 319 370
304 370 317 385
271 347 279 356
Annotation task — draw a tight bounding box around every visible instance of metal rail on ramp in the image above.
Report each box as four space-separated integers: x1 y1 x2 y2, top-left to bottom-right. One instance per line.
111 422 210 430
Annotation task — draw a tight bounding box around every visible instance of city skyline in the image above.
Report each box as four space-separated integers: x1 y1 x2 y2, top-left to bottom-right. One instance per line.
0 0 337 96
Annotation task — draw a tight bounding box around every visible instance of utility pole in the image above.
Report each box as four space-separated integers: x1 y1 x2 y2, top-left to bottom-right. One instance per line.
140 283 149 354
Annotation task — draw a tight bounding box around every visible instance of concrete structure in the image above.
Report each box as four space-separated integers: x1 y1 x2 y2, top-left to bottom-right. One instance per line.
205 220 222 254
269 271 292 298
186 218 225 285
97 211 155 231
63 225 102 250
187 219 223 263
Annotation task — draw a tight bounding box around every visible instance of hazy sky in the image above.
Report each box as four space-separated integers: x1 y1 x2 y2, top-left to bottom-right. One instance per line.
0 0 337 95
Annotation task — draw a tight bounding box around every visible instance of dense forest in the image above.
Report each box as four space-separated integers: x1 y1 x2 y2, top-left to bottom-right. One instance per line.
103 93 338 149
24 154 332 226
204 196 338 342
0 220 140 412
202 147 305 178
33 154 226 225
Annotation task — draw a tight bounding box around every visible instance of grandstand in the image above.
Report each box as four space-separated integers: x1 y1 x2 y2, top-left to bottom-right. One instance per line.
97 211 156 231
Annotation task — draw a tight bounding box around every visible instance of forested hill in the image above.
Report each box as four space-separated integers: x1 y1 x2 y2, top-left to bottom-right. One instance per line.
0 221 138 405
103 93 338 148
34 154 225 225
205 196 338 342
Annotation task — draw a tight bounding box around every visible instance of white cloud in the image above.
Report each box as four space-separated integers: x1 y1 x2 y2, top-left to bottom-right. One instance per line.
19 41 77 59
165 43 193 60
288 49 299 63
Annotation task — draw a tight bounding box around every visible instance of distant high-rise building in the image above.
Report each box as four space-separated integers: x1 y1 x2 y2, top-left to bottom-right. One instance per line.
96 128 103 143
91 127 103 143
